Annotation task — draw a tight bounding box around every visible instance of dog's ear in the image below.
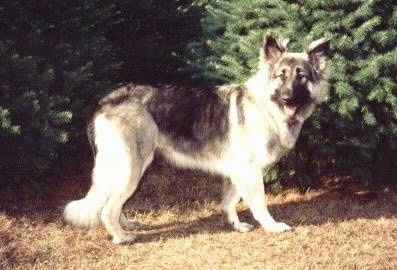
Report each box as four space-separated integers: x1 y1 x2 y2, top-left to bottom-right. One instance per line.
263 33 286 65
307 38 331 72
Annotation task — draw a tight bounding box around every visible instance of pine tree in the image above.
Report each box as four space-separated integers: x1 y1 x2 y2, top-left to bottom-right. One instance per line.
0 0 206 185
108 0 204 84
0 1 123 184
186 0 397 186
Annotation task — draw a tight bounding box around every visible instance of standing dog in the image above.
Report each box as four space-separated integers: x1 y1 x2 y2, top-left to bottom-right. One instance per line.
64 33 330 244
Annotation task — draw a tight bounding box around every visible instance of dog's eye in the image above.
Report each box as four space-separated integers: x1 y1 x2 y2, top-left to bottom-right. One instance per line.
275 69 287 79
296 74 308 84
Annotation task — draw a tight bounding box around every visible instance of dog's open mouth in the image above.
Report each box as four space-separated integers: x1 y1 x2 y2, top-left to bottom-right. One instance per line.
283 100 300 117
271 87 311 118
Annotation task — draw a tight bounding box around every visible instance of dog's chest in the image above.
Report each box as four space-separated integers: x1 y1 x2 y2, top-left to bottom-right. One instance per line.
230 101 289 168
248 125 288 169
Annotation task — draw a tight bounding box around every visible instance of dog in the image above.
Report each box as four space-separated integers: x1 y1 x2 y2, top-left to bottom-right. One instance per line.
64 32 330 244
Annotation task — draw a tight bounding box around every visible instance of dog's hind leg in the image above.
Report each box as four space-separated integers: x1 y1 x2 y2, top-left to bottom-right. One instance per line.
93 114 157 244
99 160 141 244
98 142 155 244
119 152 154 232
231 166 291 233
120 213 140 231
221 178 254 232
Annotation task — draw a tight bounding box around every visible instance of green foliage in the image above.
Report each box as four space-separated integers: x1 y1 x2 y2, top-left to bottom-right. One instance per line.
0 1 123 182
108 0 204 84
0 0 206 184
1 0 395 189
186 0 397 186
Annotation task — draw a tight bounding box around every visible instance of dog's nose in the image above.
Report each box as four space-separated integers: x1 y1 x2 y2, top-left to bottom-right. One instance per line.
281 94 293 103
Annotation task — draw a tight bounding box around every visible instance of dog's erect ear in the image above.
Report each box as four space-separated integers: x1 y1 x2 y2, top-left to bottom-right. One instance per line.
263 33 286 65
307 38 331 72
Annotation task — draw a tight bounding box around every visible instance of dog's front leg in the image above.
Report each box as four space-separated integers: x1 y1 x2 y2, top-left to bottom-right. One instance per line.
231 166 291 233
221 177 254 232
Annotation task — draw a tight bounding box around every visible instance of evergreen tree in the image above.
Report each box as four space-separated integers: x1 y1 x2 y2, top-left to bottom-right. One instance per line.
186 0 397 186
109 0 204 84
0 1 123 184
0 0 206 186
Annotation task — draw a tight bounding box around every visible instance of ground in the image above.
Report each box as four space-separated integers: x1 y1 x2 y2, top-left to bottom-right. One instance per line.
1 157 396 269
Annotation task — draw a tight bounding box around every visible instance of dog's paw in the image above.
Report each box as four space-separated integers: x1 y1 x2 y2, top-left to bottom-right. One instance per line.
122 220 140 231
111 233 136 245
264 222 291 233
120 215 140 231
233 221 254 233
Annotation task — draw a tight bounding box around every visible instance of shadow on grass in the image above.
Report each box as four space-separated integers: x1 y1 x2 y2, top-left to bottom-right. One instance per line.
1 156 396 243
131 188 396 244
126 159 397 243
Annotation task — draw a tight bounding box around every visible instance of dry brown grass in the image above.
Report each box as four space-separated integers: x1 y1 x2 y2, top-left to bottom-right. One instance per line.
1 158 396 270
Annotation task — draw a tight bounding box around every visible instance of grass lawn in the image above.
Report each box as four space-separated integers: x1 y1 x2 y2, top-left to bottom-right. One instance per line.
1 157 396 269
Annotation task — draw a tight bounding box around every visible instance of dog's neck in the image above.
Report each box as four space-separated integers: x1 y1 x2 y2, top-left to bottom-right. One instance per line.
244 60 270 103
244 69 304 150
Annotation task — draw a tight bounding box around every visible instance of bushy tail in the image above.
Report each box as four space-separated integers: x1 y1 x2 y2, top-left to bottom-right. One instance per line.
63 186 108 229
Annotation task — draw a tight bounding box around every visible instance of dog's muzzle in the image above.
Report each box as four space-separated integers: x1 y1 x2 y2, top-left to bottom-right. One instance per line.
282 96 300 117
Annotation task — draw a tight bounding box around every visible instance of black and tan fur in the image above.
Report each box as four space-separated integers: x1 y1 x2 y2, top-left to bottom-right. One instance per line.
64 33 331 244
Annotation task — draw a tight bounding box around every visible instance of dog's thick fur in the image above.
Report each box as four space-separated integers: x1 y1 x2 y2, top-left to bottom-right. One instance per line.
64 33 330 244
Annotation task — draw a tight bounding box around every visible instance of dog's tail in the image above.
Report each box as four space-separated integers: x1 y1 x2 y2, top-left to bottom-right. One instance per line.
63 185 108 229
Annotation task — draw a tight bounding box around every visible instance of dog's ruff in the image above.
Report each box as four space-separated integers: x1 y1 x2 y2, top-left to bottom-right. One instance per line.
64 33 330 244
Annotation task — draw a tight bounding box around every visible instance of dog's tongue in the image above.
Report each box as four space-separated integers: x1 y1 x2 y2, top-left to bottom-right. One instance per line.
284 104 297 116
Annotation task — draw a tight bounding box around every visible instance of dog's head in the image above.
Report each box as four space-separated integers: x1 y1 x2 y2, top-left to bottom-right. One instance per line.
262 33 330 122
